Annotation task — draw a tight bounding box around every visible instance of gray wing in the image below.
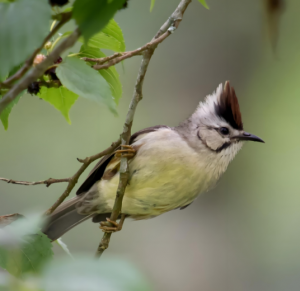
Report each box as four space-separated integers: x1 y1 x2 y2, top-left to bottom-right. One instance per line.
76 125 168 195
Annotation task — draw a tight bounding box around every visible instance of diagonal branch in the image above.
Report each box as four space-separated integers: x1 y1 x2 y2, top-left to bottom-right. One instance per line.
0 12 72 90
44 139 121 216
0 27 80 116
0 139 121 215
95 0 192 258
83 31 172 70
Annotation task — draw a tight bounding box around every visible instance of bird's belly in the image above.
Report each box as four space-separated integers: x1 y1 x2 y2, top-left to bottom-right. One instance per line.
97 147 214 218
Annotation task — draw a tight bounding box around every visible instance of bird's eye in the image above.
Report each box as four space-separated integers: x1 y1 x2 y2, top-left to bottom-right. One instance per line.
219 127 229 135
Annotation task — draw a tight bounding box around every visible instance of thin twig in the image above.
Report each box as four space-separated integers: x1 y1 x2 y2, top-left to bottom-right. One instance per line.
92 31 170 70
0 28 80 116
82 52 122 64
0 214 24 228
95 0 192 258
44 139 121 216
0 12 72 90
0 139 121 215
0 177 69 187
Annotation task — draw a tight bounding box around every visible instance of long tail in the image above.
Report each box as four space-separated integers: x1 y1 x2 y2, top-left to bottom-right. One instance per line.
42 196 90 241
42 196 108 241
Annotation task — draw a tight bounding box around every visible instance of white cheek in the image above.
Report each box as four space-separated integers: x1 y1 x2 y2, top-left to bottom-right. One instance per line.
200 128 228 151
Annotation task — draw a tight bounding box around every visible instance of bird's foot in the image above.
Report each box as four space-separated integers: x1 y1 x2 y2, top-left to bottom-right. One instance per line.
99 215 126 233
115 145 136 159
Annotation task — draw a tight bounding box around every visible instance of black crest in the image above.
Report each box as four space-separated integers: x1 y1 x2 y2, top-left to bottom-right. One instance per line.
214 81 243 130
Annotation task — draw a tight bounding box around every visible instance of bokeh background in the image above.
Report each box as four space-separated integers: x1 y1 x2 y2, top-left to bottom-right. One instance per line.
1 0 300 290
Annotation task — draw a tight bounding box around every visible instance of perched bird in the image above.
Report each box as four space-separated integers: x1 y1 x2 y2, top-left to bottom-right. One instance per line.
43 82 264 241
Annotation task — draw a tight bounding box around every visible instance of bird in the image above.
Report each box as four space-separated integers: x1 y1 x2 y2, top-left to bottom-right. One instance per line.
43 81 264 241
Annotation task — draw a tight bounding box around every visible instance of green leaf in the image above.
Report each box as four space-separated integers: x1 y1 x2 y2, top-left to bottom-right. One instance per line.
80 32 122 52
0 92 23 130
56 57 117 113
38 87 78 124
0 216 53 278
80 33 120 53
102 19 126 52
52 20 125 53
198 0 209 9
42 256 152 291
72 0 126 42
0 232 53 277
0 0 51 79
150 0 155 12
0 213 42 246
79 45 122 104
78 18 126 53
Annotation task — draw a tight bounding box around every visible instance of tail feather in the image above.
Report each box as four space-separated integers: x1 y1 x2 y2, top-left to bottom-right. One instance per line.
42 196 91 241
43 196 111 241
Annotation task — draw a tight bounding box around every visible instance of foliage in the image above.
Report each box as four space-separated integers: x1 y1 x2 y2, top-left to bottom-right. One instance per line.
42 257 152 291
0 215 151 291
38 87 78 124
0 0 126 130
0 0 209 130
72 0 126 42
78 45 123 104
0 93 22 130
198 0 209 9
150 0 155 12
0 0 51 79
0 215 53 278
56 57 117 114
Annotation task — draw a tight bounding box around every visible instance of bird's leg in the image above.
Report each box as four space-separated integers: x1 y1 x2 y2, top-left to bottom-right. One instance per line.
99 214 126 233
115 145 136 159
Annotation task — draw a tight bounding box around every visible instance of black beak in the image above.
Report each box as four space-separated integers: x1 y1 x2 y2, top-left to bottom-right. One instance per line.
233 132 265 143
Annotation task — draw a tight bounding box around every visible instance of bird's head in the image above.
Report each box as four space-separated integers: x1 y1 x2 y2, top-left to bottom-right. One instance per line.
180 82 264 156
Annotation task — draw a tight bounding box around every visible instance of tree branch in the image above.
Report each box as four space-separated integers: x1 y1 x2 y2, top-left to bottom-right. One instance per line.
44 139 121 216
0 12 72 90
95 0 192 258
0 27 80 116
85 31 171 70
82 52 122 65
0 177 69 187
0 139 121 215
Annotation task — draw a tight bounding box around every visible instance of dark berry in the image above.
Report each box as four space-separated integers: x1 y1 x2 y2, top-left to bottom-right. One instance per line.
119 0 129 9
48 0 69 7
55 57 63 64
45 67 59 81
27 82 40 95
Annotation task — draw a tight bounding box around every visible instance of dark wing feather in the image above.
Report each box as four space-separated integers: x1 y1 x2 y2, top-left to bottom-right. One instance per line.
129 125 168 143
76 125 168 195
76 154 115 195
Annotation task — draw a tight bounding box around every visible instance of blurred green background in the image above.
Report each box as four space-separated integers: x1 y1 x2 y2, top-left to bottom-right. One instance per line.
1 0 300 290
